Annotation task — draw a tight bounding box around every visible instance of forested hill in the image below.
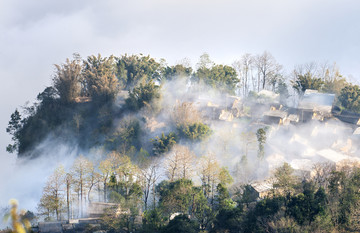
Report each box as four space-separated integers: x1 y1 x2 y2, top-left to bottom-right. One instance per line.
6 53 360 158
6 53 231 157
7 53 360 233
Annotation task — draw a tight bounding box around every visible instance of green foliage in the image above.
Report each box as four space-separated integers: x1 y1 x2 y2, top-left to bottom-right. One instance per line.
141 208 164 233
328 168 360 229
292 72 324 94
322 77 347 95
219 167 234 186
157 179 194 216
239 185 259 205
211 206 244 233
125 81 161 112
256 128 267 159
116 54 161 90
162 64 192 81
191 186 212 230
286 182 327 225
104 165 143 232
83 54 119 102
37 86 59 104
152 132 177 156
156 178 210 227
338 84 360 113
254 196 283 217
106 118 141 154
162 214 198 233
215 184 236 211
53 54 82 104
273 162 298 195
6 109 22 153
277 79 289 103
15 86 68 154
193 64 239 94
177 122 212 141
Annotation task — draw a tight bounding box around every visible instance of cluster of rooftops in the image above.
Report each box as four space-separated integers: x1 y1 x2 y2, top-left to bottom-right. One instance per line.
199 89 360 199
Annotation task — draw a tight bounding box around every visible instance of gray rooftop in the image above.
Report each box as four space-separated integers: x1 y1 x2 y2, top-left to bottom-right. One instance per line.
298 89 335 113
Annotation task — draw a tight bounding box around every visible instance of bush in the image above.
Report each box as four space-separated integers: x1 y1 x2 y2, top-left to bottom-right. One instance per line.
177 122 211 141
152 132 177 156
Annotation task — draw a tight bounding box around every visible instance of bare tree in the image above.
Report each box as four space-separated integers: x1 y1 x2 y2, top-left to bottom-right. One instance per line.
99 151 133 201
87 165 100 204
255 51 282 91
139 158 161 210
165 144 196 181
99 158 113 202
115 154 138 197
71 155 93 217
312 162 335 189
233 53 254 97
197 154 221 202
65 173 72 220
171 101 202 127
292 62 318 81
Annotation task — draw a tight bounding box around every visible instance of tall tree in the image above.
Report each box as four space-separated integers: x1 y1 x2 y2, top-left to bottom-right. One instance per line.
152 132 177 156
197 154 222 202
139 158 161 210
82 54 118 102
125 81 161 112
116 54 161 90
165 145 196 181
106 117 140 154
196 52 214 70
272 162 298 195
99 158 113 202
53 54 82 103
87 164 100 204
256 128 267 159
157 179 194 217
291 72 324 95
338 84 360 112
233 53 254 96
6 109 22 153
254 51 282 91
162 64 193 81
193 64 239 94
38 165 65 220
71 155 93 217
65 173 72 220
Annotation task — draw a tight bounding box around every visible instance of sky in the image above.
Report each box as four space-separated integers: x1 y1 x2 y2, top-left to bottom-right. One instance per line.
0 0 360 209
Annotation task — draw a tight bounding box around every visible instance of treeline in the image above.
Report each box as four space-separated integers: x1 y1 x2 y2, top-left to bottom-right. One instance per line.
5 53 235 156
37 149 232 230
6 52 360 157
39 152 360 233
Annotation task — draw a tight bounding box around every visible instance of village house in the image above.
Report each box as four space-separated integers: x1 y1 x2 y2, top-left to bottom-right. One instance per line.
297 89 335 122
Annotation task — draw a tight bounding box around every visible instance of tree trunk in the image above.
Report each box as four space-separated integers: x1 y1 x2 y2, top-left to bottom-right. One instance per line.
80 179 83 217
67 181 70 221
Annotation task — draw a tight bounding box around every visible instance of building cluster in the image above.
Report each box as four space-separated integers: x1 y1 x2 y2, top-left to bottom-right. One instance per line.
194 89 360 199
